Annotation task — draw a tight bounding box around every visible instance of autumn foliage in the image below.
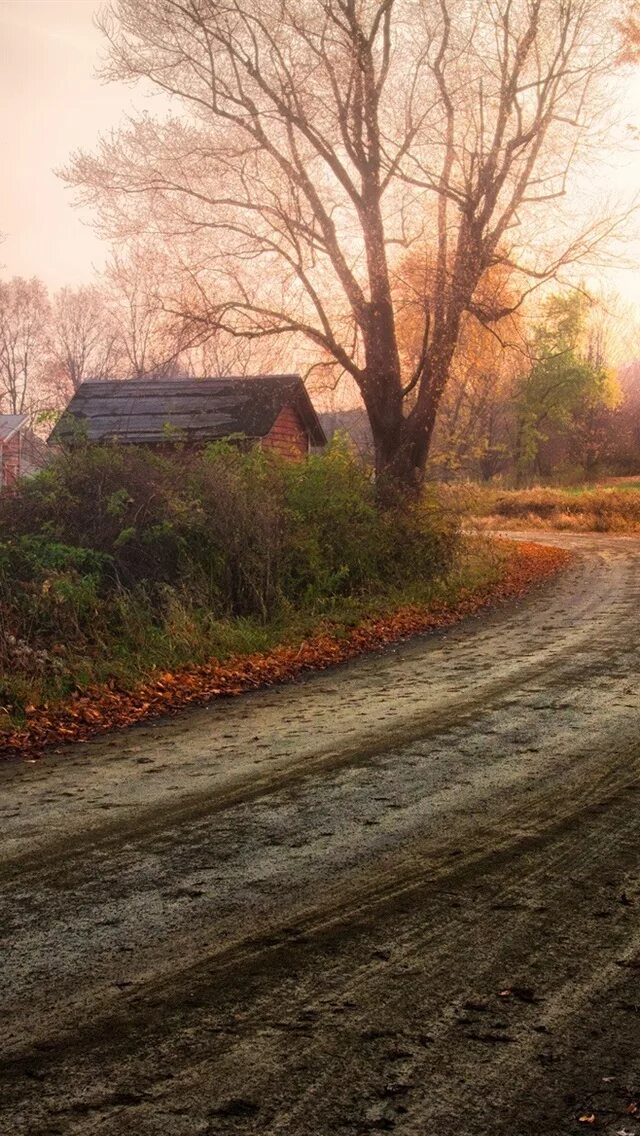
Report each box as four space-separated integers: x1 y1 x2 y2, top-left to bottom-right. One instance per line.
0 540 569 761
0 441 572 761
395 256 523 480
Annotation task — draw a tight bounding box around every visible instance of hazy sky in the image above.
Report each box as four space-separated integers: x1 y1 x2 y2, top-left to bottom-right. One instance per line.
1 0 640 350
0 0 134 285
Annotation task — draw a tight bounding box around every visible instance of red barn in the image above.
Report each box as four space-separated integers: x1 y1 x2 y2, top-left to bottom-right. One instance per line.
49 375 326 458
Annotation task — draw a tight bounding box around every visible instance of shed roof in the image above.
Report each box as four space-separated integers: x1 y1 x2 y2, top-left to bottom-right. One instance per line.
49 376 326 448
0 414 28 443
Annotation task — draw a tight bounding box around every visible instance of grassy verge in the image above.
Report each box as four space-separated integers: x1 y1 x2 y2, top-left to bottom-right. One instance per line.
1 537 571 760
441 484 640 532
0 441 459 726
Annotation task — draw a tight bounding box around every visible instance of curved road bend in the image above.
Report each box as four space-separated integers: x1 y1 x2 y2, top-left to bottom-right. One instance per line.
2 532 640 1135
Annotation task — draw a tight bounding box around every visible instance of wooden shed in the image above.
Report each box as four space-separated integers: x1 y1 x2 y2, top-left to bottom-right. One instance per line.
49 375 326 459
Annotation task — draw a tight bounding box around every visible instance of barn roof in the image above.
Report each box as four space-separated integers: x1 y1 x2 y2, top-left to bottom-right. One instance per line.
49 375 326 448
0 414 28 443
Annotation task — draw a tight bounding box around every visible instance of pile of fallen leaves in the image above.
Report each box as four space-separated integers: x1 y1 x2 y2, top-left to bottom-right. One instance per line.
0 541 571 762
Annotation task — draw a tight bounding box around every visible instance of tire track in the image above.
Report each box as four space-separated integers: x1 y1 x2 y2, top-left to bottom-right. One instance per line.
2 532 640 1134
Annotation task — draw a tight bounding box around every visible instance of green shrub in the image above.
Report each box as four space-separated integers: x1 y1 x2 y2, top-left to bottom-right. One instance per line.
0 440 459 713
281 441 380 600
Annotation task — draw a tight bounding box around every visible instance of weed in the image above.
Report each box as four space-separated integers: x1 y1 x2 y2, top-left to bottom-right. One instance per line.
0 440 461 718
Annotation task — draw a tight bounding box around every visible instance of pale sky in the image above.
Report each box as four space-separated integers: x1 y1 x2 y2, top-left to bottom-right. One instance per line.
0 0 134 285
1 0 640 361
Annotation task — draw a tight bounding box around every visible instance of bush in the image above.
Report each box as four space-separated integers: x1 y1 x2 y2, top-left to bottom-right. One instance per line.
0 440 459 713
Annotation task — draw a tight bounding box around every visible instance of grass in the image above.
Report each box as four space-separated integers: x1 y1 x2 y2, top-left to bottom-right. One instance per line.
442 483 640 532
1 537 571 757
0 536 509 735
601 480 640 493
0 441 463 727
541 480 640 496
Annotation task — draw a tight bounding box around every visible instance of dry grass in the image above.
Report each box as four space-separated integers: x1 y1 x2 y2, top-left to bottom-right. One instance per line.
444 485 640 532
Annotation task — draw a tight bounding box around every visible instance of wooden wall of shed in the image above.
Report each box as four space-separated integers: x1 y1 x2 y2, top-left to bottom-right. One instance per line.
0 433 21 487
261 405 309 459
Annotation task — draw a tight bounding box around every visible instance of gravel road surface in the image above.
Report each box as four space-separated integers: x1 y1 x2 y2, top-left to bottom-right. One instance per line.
2 532 640 1135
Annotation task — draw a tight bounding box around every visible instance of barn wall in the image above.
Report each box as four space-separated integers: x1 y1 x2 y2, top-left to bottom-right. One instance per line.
261 405 309 459
0 433 21 487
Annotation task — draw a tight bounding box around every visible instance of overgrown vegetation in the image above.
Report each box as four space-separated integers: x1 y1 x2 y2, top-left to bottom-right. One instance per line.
454 484 640 532
0 440 465 723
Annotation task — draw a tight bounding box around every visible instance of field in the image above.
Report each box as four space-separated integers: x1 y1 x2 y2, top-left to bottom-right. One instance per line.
446 479 640 532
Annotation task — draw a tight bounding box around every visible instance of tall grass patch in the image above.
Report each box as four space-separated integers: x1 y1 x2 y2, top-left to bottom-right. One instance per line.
459 485 640 531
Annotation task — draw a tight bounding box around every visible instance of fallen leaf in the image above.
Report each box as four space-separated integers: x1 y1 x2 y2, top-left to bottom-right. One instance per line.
0 543 573 763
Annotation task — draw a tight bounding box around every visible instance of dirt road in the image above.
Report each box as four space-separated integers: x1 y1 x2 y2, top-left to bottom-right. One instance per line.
2 532 640 1135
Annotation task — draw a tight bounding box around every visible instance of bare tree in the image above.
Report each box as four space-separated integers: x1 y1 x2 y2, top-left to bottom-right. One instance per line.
104 243 190 378
618 3 640 61
181 329 284 378
49 284 121 393
0 277 50 416
66 0 627 493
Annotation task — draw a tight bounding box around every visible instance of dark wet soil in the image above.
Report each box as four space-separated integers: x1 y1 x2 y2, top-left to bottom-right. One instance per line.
2 532 640 1135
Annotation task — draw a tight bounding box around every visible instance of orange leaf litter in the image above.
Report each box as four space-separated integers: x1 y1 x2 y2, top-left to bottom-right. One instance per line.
0 541 572 762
